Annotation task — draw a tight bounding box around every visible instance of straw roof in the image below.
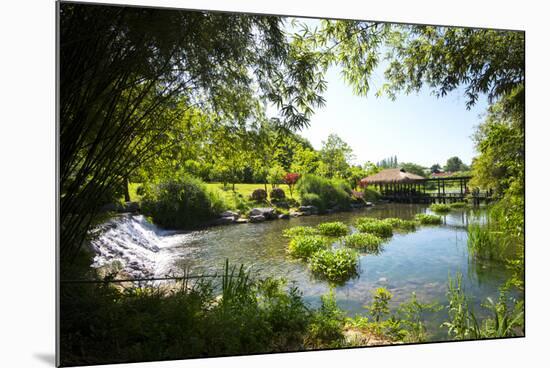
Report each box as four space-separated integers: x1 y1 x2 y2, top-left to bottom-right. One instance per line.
360 168 425 185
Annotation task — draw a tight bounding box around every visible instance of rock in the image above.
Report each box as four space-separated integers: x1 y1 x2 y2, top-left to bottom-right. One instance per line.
278 213 290 219
220 210 239 218
273 201 290 209
248 207 276 219
211 216 236 226
100 202 123 213
365 202 373 207
289 209 304 217
235 218 250 224
249 214 266 223
123 201 140 213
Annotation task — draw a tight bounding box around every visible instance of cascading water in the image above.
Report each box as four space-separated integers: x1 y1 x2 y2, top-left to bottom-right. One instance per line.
90 214 193 279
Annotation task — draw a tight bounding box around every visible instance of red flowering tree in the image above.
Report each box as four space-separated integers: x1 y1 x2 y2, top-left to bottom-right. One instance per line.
283 173 300 197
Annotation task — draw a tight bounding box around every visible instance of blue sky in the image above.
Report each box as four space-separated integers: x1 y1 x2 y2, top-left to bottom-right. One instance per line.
295 65 488 168
278 18 489 169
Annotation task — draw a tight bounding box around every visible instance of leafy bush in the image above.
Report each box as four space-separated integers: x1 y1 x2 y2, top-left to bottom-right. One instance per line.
306 290 346 348
317 222 349 237
288 235 329 260
141 176 227 229
415 213 442 225
362 187 381 202
308 248 359 284
270 187 286 201
296 174 352 212
382 218 417 232
282 226 319 238
356 220 393 238
430 203 452 213
250 188 268 201
342 233 383 253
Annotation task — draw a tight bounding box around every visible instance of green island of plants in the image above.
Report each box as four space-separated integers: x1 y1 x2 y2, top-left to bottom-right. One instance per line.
449 201 468 209
283 226 319 238
415 213 442 225
308 248 359 284
288 235 330 260
429 203 452 213
382 218 417 232
356 219 393 238
317 222 349 237
342 233 383 253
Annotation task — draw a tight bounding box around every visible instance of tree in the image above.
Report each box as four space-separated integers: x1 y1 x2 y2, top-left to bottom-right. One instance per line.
59 4 327 258
290 146 320 175
319 134 354 178
347 166 368 190
283 173 300 197
430 164 442 173
444 157 468 173
400 162 427 177
267 164 286 188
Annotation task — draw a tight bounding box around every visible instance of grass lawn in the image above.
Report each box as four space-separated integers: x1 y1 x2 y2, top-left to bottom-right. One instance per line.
205 182 298 201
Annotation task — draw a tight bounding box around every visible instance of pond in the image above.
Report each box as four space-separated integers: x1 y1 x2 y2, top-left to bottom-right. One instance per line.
93 203 516 341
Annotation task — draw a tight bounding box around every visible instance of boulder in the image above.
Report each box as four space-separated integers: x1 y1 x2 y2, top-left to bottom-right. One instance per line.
235 218 250 224
289 209 304 217
220 210 239 218
123 201 140 213
211 216 236 226
249 214 266 223
278 213 290 220
365 202 374 207
248 207 276 219
298 205 318 215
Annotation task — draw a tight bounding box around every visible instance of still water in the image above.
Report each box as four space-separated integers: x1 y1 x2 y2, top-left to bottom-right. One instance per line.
160 203 514 340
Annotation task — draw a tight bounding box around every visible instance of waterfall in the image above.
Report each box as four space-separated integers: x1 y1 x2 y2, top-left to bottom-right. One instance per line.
89 214 192 279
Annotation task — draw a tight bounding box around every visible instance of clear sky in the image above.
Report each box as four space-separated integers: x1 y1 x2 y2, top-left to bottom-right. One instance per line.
295 65 488 168
279 18 489 169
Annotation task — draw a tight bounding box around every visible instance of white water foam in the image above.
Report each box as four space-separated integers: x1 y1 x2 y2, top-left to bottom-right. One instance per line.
90 214 192 279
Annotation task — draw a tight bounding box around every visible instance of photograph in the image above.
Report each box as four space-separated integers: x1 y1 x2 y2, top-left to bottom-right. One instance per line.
57 1 525 366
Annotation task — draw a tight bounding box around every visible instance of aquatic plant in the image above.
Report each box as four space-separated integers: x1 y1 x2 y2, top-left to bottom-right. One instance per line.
429 203 452 213
308 248 359 283
306 290 346 348
282 226 319 238
441 273 481 340
288 235 329 259
397 293 442 343
415 213 442 225
342 233 383 253
382 217 417 232
449 201 468 209
356 220 393 238
467 222 510 262
365 287 393 322
317 221 349 237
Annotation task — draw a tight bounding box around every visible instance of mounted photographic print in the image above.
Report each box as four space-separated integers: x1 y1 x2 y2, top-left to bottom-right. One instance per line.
57 1 525 366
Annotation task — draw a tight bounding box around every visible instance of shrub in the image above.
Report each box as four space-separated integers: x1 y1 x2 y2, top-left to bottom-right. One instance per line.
449 201 468 209
141 176 227 229
362 187 381 202
283 173 300 197
382 218 417 232
430 203 452 213
296 174 352 212
306 290 346 348
356 220 393 238
366 287 393 322
250 188 268 202
342 233 383 253
415 213 442 225
288 235 329 260
282 226 319 238
270 187 286 201
317 222 349 237
308 248 359 283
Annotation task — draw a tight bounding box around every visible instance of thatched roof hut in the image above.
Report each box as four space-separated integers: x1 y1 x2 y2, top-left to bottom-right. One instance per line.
360 168 425 186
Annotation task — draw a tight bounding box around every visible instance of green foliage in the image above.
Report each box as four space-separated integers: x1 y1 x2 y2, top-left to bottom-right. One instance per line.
366 287 393 322
467 222 513 263
444 156 469 172
356 219 393 238
317 222 349 237
441 273 480 340
318 134 354 179
250 188 268 202
306 290 346 348
399 162 427 177
382 218 417 232
296 174 352 212
308 248 359 284
141 176 227 229
397 293 442 343
342 233 383 253
288 235 329 260
362 187 381 202
430 203 451 213
60 262 314 366
267 165 286 187
415 213 442 225
282 226 319 238
449 201 468 209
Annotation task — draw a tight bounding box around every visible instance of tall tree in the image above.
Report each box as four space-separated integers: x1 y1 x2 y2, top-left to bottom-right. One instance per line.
319 134 354 178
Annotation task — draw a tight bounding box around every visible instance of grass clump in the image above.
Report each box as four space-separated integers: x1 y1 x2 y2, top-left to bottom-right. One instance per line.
296 174 352 212
282 226 319 238
429 203 452 213
317 222 349 237
467 223 511 262
342 233 383 253
288 235 329 260
449 201 468 209
356 220 393 238
382 218 417 232
415 213 442 225
308 248 359 284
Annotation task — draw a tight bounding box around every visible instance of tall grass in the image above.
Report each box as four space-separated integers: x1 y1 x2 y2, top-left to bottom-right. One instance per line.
467 222 512 262
296 174 352 212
